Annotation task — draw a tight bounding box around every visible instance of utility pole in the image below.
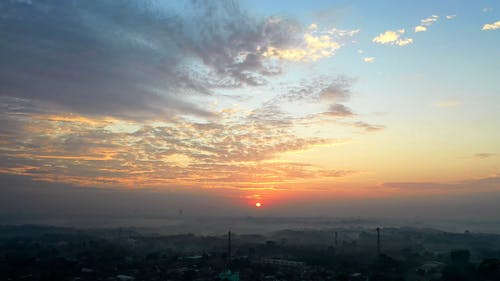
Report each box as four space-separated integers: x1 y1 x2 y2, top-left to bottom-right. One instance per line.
376 227 381 256
227 230 232 263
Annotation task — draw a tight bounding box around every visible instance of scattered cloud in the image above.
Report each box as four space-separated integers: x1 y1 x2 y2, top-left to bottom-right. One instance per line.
433 99 463 108
262 24 359 62
420 15 439 26
275 76 355 104
363 57 376 63
414 25 427 32
0 109 345 189
446 15 456 20
352 121 385 132
262 33 340 61
372 29 413 46
482 21 500 30
482 8 493 13
0 75 375 190
414 15 439 33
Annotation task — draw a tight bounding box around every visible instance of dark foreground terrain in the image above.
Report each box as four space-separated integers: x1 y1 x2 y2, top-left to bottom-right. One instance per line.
2 224 500 281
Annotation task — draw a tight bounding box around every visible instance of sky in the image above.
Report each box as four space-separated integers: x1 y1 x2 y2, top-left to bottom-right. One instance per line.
0 0 499 223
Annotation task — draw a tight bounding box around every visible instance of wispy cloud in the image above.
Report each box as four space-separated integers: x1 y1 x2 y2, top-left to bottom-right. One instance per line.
420 15 439 26
482 21 500 31
414 15 439 33
352 121 385 132
372 29 413 46
446 15 456 20
473 153 496 159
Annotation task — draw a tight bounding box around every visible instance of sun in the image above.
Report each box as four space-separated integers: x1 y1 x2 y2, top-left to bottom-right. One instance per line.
255 202 262 208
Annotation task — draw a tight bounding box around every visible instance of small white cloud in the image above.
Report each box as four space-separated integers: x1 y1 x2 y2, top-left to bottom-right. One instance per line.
482 7 493 13
446 15 456 20
372 29 413 46
363 57 376 63
482 21 500 30
421 15 439 26
414 25 427 32
357 49 364 54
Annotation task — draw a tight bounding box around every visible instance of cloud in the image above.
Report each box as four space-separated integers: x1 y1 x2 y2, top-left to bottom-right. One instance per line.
318 78 355 101
0 2 382 192
414 15 439 33
363 57 376 63
0 0 322 120
0 73 381 190
323 104 354 117
261 24 360 62
259 76 384 132
395 38 413 46
372 29 413 46
261 26 360 62
0 93 354 189
446 15 456 20
482 21 500 30
473 153 496 159
352 121 385 132
482 8 493 13
433 99 463 108
326 28 361 37
274 76 354 103
414 25 427 32
420 15 439 26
